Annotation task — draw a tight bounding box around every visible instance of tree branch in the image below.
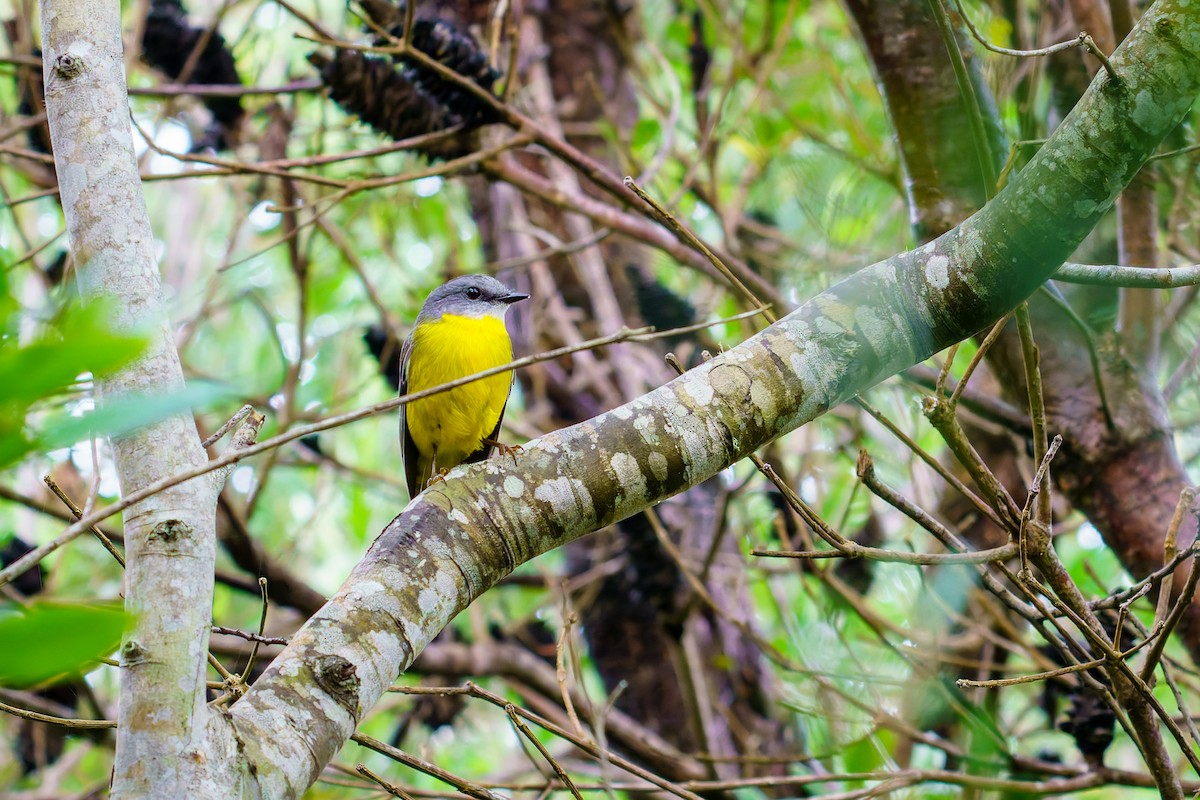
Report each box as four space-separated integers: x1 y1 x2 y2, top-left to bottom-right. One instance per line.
215 3 1200 795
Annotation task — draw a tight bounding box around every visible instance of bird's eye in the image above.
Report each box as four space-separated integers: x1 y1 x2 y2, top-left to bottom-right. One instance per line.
465 287 482 300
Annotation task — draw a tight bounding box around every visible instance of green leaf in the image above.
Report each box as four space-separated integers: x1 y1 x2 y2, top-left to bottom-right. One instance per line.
839 732 883 775
0 600 129 688
0 299 152 469
631 117 663 150
0 301 147 407
0 261 16 322
0 300 233 468
0 430 32 468
38 380 235 451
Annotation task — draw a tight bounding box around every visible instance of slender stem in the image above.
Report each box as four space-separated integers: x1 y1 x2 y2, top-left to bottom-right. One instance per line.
928 0 998 195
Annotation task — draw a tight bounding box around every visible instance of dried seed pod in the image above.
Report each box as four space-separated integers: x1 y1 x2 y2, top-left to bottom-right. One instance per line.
310 5 502 159
387 17 500 126
1057 687 1115 768
141 0 244 151
14 51 52 155
307 50 471 160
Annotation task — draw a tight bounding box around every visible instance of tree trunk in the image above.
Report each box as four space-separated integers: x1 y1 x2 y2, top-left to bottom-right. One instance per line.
39 0 218 795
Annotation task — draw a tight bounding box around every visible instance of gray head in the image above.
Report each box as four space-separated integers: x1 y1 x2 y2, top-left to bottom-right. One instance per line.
416 275 528 323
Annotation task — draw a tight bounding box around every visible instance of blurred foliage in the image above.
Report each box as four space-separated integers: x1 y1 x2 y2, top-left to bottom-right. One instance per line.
0 0 1197 798
0 600 128 688
0 289 147 469
0 259 225 705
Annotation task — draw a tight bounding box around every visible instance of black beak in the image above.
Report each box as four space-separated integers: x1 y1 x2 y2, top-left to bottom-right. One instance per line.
500 292 529 304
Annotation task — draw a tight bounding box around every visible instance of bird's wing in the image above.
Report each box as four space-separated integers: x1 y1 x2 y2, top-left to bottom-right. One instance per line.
398 332 425 499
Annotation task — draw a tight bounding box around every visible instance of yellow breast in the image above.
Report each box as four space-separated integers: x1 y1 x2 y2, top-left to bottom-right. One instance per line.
406 313 514 467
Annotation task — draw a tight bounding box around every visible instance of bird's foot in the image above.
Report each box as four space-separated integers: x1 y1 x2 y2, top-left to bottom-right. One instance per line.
483 438 524 465
424 468 451 489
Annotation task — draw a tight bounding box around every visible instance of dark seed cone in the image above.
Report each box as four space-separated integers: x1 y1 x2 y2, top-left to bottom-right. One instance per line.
383 18 501 126
14 51 52 155
311 2 501 158
1040 610 1123 767
42 249 69 287
308 50 473 160
624 263 697 345
1058 687 1115 768
362 323 402 390
141 0 245 151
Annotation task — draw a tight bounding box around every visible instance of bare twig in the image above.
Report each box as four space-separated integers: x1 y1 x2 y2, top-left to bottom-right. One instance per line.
948 314 1009 408
623 177 776 323
351 732 506 800
201 404 255 449
241 577 271 681
356 763 420 800
1055 261 1200 287
505 704 585 800
952 0 1120 81
44 475 125 568
0 699 116 730
211 626 288 646
0 327 652 589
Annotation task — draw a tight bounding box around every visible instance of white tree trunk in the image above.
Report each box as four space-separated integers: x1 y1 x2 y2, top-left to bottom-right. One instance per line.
40 0 217 795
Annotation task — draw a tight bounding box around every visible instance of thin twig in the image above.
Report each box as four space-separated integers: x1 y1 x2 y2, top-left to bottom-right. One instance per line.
242 577 270 681
1093 539 1200 609
751 542 1017 566
211 626 288 646
352 731 507 800
1139 491 1200 682
921 395 1023 530
0 699 116 729
958 633 1156 689
505 704 585 800
935 343 959 397
463 682 705 800
856 397 1007 530
44 475 124 568
1017 434 1064 577
948 314 1009 408
623 177 776 323
1055 261 1200 287
857 451 1042 623
952 0 1120 81
127 79 322 97
356 763 420 800
201 404 254 449
0 326 653 590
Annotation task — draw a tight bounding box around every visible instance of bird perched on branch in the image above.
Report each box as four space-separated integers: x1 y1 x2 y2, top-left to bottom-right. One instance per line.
400 275 527 498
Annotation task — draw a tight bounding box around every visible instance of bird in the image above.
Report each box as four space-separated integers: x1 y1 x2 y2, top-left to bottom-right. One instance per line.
400 275 528 498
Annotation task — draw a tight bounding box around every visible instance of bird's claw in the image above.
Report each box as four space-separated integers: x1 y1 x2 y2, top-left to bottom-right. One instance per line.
424 468 451 490
484 438 524 466
497 443 524 466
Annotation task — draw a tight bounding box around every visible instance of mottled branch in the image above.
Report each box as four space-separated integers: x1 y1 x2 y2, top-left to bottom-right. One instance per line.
218 4 1200 795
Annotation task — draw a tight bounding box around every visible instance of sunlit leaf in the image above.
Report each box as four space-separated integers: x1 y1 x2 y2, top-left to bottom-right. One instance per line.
0 301 147 407
38 381 235 451
0 600 129 688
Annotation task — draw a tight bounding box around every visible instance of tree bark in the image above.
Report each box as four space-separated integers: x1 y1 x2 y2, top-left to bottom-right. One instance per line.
36 0 1200 795
216 6 1200 794
39 0 218 795
423 1 797 775
843 0 1004 237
